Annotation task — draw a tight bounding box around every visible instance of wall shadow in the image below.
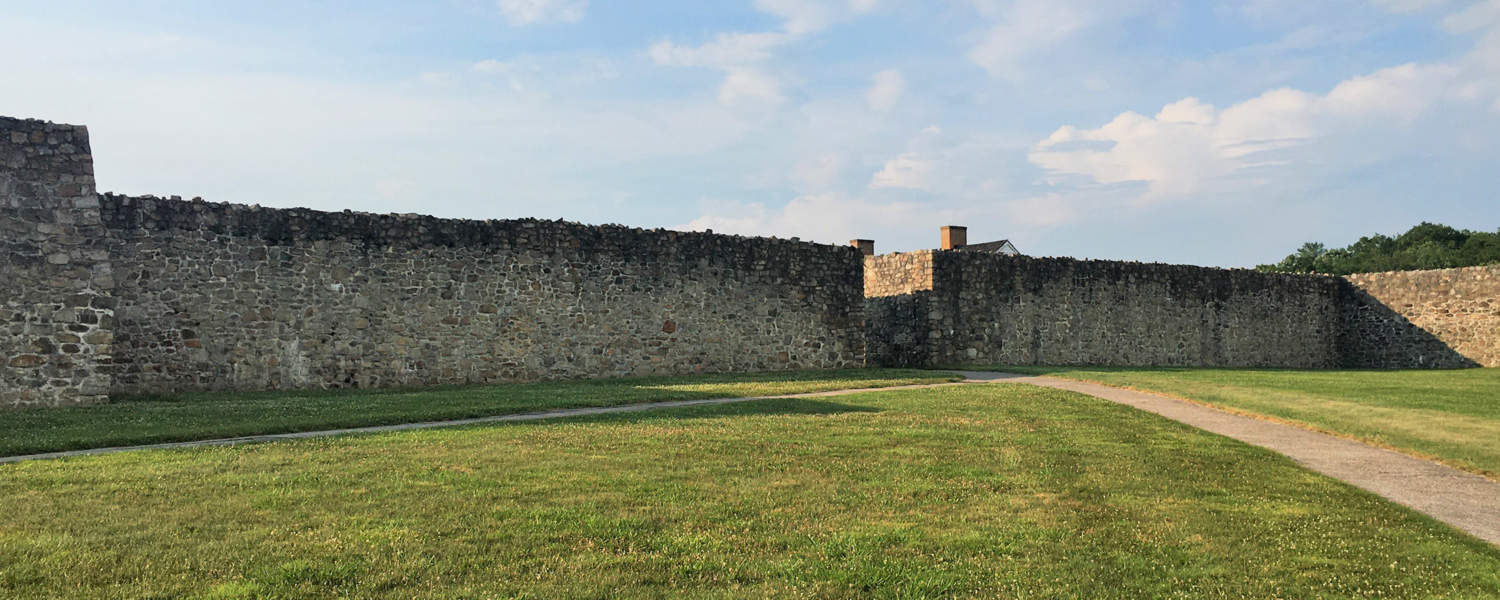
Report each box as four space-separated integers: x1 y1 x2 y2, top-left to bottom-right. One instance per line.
864 291 933 368
509 397 883 427
1337 282 1480 369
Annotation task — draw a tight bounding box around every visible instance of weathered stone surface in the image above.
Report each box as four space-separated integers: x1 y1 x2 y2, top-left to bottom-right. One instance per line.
1340 266 1498 368
865 252 1346 368
864 252 933 298
8 355 45 368
0 116 111 408
100 194 865 395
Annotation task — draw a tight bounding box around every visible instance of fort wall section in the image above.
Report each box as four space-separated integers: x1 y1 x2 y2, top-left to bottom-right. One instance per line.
865 252 1347 368
2 117 864 406
1340 266 1498 368
101 196 866 396
4 114 1497 407
1 118 114 407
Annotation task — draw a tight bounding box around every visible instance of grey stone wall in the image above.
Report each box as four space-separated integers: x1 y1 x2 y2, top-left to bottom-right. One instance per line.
11 113 1496 407
1 118 114 407
102 195 865 395
865 252 1347 368
864 292 932 368
1339 266 1498 368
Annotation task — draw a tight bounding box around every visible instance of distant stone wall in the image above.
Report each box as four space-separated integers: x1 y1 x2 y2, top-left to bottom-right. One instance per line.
1340 266 1498 368
102 195 865 396
866 252 1346 368
1 118 115 407
864 251 933 298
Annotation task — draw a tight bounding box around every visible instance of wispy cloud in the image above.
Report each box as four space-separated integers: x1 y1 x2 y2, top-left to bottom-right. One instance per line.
866 69 904 112
496 0 587 25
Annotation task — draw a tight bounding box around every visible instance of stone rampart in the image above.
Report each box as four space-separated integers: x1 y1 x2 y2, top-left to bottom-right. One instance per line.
101 195 865 396
865 252 1348 368
5 113 1497 407
930 253 1348 367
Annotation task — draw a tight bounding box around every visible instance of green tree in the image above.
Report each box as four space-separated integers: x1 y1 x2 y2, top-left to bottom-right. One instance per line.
1257 223 1500 275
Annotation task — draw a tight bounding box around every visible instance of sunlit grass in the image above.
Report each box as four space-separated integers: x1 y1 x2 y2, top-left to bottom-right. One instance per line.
981 366 1500 478
1 385 1495 598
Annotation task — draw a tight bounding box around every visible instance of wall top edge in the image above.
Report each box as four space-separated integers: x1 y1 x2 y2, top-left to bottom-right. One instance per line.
1341 263 1500 279
926 251 1344 282
98 193 863 256
0 115 84 129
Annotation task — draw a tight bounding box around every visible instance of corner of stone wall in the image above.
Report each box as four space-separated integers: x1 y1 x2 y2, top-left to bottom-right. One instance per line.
1 116 113 407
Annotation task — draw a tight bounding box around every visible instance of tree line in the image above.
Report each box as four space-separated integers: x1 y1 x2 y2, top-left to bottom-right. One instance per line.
1257 222 1500 275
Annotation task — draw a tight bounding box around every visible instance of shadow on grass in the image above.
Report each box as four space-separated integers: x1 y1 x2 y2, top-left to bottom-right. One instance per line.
108 368 917 404
0 398 885 463
489 397 883 429
0 369 930 457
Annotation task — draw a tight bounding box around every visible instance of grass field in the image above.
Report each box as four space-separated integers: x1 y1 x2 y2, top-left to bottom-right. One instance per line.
2 384 1497 598
0 369 954 457
991 367 1500 478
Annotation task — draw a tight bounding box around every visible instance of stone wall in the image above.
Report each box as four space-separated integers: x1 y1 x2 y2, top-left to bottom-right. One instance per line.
865 292 931 368
101 195 865 396
0 118 114 407
865 252 1347 368
9 113 1499 407
864 251 933 297
1340 265 1498 368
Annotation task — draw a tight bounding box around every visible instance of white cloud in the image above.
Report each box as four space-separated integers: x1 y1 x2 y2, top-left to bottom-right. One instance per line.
754 0 879 34
650 0 882 109
471 59 510 73
649 32 792 67
869 154 932 189
1030 59 1484 202
497 0 586 25
1323 63 1461 116
967 0 1147 78
648 32 794 109
1445 0 1500 32
718 69 784 106
793 154 846 190
1369 0 1447 13
755 0 837 34
866 68 904 112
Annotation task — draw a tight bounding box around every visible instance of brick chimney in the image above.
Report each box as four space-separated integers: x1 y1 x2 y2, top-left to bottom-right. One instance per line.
850 239 875 256
940 226 967 250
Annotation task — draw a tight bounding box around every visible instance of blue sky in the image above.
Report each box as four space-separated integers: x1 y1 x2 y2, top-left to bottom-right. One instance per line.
3 0 1497 266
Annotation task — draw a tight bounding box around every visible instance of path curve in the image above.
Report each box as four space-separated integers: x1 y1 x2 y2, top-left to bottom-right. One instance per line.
962 371 1500 547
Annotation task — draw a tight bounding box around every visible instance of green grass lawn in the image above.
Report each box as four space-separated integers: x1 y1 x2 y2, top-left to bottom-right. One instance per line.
987 366 1500 479
0 369 954 457
2 385 1496 598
